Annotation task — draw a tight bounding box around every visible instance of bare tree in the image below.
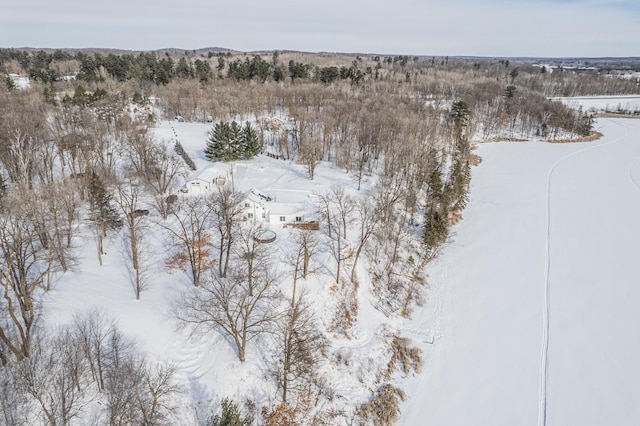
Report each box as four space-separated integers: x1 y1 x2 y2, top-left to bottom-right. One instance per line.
0 95 47 190
285 229 321 307
103 355 143 426
291 108 322 180
318 185 354 284
117 180 148 299
0 194 53 361
124 132 186 219
175 267 281 362
233 221 268 297
99 327 145 426
102 347 182 426
18 183 79 290
208 187 244 278
353 108 383 190
73 309 117 392
76 311 182 426
135 362 182 426
0 357 29 425
350 194 379 284
163 195 214 286
51 106 116 184
271 295 327 404
16 329 92 426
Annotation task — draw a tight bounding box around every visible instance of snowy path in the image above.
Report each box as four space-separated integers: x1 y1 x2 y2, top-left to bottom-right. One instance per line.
539 119 632 426
402 118 640 426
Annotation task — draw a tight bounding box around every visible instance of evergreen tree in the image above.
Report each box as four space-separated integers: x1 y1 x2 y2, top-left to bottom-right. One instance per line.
205 121 262 162
288 60 309 82
448 157 471 212
217 56 225 71
273 65 286 82
450 100 471 154
427 166 443 201
504 85 517 99
210 398 252 426
194 59 211 82
87 171 122 232
423 163 448 251
241 121 260 158
228 120 243 160
175 57 194 78
4 75 15 91
175 141 197 170
423 207 448 251
205 121 228 161
87 171 122 264
0 173 6 203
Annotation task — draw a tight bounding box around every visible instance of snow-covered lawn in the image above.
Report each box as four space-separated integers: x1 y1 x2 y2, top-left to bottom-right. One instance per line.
402 117 640 425
41 118 388 423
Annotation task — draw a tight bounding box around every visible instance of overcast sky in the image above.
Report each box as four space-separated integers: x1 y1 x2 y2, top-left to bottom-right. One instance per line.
2 0 638 57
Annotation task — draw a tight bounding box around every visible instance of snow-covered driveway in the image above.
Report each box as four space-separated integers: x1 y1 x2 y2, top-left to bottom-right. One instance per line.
403 118 640 426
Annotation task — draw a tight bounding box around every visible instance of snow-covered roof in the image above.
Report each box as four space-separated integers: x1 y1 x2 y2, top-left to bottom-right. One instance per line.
188 163 231 183
244 188 316 217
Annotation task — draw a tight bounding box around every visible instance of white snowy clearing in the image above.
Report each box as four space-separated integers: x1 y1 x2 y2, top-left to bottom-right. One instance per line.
401 112 640 425
556 95 640 115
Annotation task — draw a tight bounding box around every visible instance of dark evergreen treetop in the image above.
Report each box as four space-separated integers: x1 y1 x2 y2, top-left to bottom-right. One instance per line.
204 121 261 162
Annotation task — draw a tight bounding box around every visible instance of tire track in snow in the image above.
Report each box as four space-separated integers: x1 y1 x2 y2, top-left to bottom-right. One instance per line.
538 120 629 426
628 154 640 191
623 121 640 191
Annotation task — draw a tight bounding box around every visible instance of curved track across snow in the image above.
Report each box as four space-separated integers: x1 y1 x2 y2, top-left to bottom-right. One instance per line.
403 118 640 426
538 121 630 426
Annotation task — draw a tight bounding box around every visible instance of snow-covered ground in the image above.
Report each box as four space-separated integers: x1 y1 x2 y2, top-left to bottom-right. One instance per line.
8 73 31 89
555 95 640 114
42 117 389 423
402 112 640 425
38 96 640 424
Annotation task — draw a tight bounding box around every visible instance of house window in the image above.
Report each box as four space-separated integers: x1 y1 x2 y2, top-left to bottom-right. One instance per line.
262 213 266 218
279 216 286 222
295 216 302 222
244 202 250 207
248 213 253 219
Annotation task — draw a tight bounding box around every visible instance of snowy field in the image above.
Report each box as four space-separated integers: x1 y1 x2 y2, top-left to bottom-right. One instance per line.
556 95 640 114
402 112 640 425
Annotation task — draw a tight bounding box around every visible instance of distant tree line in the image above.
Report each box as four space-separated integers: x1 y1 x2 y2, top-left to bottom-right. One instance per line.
2 48 639 96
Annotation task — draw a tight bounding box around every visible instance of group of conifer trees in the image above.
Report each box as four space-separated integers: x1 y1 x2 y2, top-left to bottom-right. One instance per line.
204 120 260 162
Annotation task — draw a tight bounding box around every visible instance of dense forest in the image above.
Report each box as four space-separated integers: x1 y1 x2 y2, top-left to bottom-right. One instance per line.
0 48 638 425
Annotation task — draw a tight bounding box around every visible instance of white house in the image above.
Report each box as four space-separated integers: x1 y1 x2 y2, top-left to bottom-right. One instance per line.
267 204 308 225
241 189 270 221
182 165 317 228
182 164 231 195
243 189 315 226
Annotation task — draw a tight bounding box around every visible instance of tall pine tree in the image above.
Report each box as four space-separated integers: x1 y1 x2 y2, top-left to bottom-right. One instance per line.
205 121 231 161
87 171 122 265
241 121 260 157
228 120 243 160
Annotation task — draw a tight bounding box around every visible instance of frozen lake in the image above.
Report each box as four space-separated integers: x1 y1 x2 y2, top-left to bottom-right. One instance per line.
403 117 640 425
